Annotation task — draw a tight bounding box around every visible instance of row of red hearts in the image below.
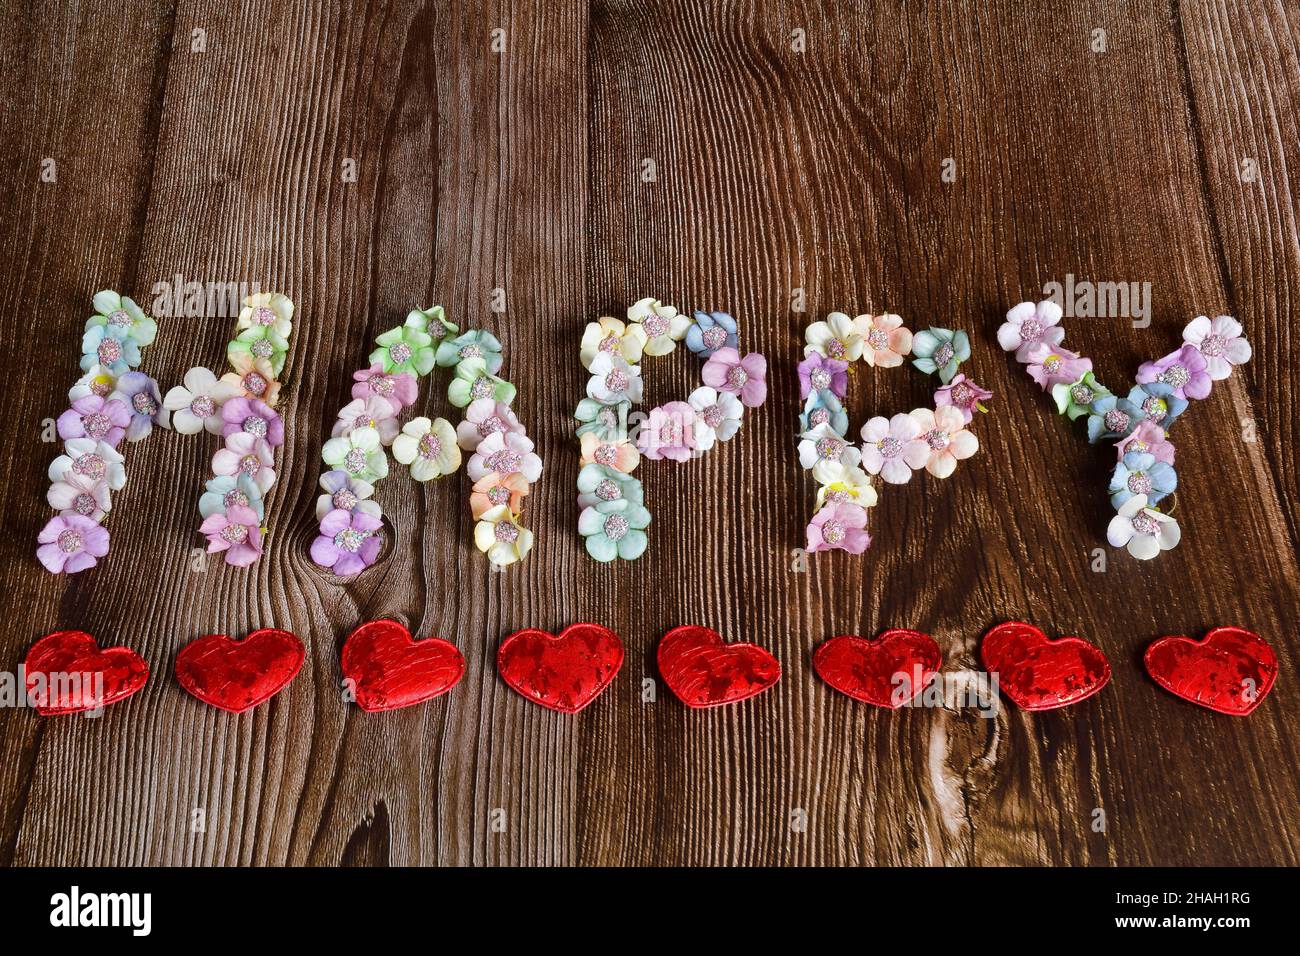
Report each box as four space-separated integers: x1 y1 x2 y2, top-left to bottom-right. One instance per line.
20 621 1276 718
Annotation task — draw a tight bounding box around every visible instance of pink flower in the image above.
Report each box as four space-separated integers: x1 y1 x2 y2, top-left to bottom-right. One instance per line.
934 374 993 424
48 471 112 521
351 362 418 411
701 348 767 408
221 396 284 446
456 398 524 451
998 300 1065 362
332 395 399 445
636 402 697 462
1116 420 1175 464
854 313 913 368
909 406 979 478
1025 342 1092 390
212 432 277 493
1183 315 1250 380
806 503 871 553
467 431 543 482
860 413 929 484
37 514 110 573
199 504 264 567
57 395 132 447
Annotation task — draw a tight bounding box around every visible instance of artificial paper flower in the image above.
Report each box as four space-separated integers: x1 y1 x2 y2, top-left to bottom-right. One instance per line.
798 390 848 436
164 367 234 435
221 353 281 406
812 461 877 510
805 502 871 554
57 395 131 447
456 398 524 450
332 395 399 445
80 325 140 374
580 316 647 368
860 413 930 484
1183 315 1251 380
1107 494 1180 560
37 513 110 574
49 438 126 491
855 313 913 368
1025 342 1092 390
467 431 542 482
1126 382 1188 430
405 304 458 341
351 362 418 411
702 348 767 407
934 374 994 424
69 365 119 402
579 432 640 473
321 426 388 484
797 353 848 399
627 298 690 356
449 357 516 408
474 504 534 566
687 386 744 444
1109 451 1177 509
574 397 630 440
470 471 530 519
637 402 697 462
236 292 295 339
213 432 277 494
111 372 169 441
85 290 157 348
315 470 381 521
1136 344 1212 401
908 406 978 479
577 463 644 510
1116 420 1175 464
911 328 970 384
686 311 738 357
1051 371 1109 421
586 353 643 404
1086 393 1145 443
222 396 283 446
392 416 462 481
310 508 382 575
798 423 861 471
578 499 650 562
200 473 265 521
370 324 435 376
229 323 289 377
199 503 264 567
436 329 504 374
804 312 864 363
997 300 1064 362
48 471 113 522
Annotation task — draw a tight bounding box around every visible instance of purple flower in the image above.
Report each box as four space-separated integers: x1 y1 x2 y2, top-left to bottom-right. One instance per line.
797 353 848 399
57 394 132 447
934 374 993 424
110 371 169 441
806 503 871 554
199 504 264 567
1136 344 1212 400
351 362 418 411
1116 421 1176 464
1025 343 1092 390
220 395 284 446
310 508 382 575
636 402 697 462
456 398 524 451
37 514 110 573
702 348 767 407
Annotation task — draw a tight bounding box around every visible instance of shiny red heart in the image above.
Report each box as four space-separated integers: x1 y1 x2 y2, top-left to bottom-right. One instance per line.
1145 626 1277 716
981 621 1110 711
497 623 624 713
175 628 305 713
657 625 780 708
341 619 465 712
813 629 942 708
24 630 149 715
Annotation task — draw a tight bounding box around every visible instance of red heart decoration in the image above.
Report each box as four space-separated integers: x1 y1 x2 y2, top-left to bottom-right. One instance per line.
1144 626 1277 716
24 630 149 715
981 621 1111 711
175 628 305 713
813 629 942 708
341 619 465 712
497 623 624 713
657 625 780 708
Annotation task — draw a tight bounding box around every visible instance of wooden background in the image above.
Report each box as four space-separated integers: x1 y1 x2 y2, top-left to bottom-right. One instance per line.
0 0 1296 866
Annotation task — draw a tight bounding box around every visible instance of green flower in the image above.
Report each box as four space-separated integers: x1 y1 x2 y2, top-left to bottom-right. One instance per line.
911 327 970 383
405 304 458 341
579 498 650 561
85 289 157 347
1052 371 1111 421
436 329 504 374
370 325 435 376
229 324 289 376
574 398 629 440
448 357 515 407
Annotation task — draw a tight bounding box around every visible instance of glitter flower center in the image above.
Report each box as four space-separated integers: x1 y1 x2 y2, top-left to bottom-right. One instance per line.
344 448 367 474
867 329 889 351
371 376 395 396
239 454 261 476
1128 439 1148 453
389 342 413 365
822 520 846 545
488 450 522 474
925 429 950 451
599 334 620 353
642 314 669 338
726 366 748 389
418 433 442 459
82 412 112 439
243 415 268 438
132 392 157 416
73 493 97 516
1104 410 1130 433
57 529 83 553
809 368 831 390
825 338 847 359
1070 384 1094 406
471 376 496 399
1131 513 1160 536
1159 364 1190 388
190 395 215 418
1043 355 1062 374
808 408 829 427
1128 472 1153 495
950 383 973 406
90 378 114 397
605 369 629 394
253 306 276 326
107 309 132 328
933 342 955 367
333 528 365 553
478 415 506 437
73 454 106 480
488 485 511 505
1019 318 1043 342
1199 334 1226 357
224 490 249 509
877 436 902 458
702 326 727 350
702 404 726 429
1142 396 1168 421
221 523 249 544
251 339 274 358
494 521 520 544
594 444 618 466
816 436 844 461
332 489 358 510
243 372 268 396
595 479 621 502
602 514 629 541
98 338 122 364
459 344 483 359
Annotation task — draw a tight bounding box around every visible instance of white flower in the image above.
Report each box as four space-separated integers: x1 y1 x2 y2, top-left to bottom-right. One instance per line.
859 413 930 485
798 423 861 471
813 461 877 510
804 311 864 362
580 316 647 368
587 353 643 404
392 417 461 481
69 365 119 403
997 300 1065 362
627 297 691 356
1182 315 1251 381
687 386 744 447
236 291 294 340
48 471 113 521
1107 494 1181 560
474 505 534 566
332 395 400 445
322 426 388 483
908 405 978 479
315 472 381 520
49 438 126 491
468 431 543 482
163 366 235 435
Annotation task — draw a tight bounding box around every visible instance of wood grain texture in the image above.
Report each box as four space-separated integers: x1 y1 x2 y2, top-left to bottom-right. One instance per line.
0 0 1296 866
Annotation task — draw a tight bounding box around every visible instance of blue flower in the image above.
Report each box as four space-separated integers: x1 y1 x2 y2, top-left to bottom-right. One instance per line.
685 311 739 357
575 397 630 440
577 463 644 510
799 389 849 436
1086 393 1145 443
200 473 265 520
1126 382 1188 431
911 327 970 383
81 325 141 374
1109 452 1177 509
